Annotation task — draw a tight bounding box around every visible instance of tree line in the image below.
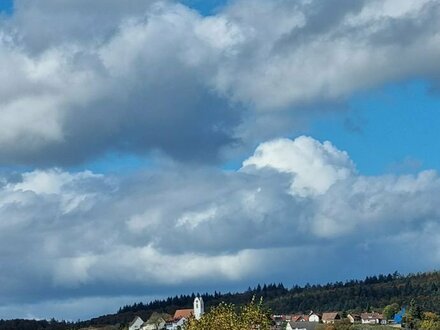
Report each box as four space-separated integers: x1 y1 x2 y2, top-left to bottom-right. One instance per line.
0 270 439 329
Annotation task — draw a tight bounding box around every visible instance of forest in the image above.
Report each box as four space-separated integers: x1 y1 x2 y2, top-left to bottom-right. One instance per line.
0 270 439 329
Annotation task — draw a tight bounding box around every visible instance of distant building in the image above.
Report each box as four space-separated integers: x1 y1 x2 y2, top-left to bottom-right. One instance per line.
308 312 321 323
171 309 193 330
272 314 287 327
141 312 171 330
291 315 309 322
322 312 341 324
167 297 204 330
129 316 144 330
347 313 361 323
361 312 385 324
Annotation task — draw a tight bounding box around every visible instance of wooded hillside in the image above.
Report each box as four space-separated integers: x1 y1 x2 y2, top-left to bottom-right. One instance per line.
82 271 440 328
1 270 439 329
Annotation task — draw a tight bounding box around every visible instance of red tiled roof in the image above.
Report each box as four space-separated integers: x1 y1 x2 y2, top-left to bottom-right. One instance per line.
322 312 340 321
173 309 193 320
290 314 309 322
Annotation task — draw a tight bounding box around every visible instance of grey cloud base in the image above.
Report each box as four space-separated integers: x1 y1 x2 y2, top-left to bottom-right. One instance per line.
0 136 439 319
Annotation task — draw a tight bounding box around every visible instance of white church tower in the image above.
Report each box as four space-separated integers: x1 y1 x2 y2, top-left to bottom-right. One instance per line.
193 296 204 320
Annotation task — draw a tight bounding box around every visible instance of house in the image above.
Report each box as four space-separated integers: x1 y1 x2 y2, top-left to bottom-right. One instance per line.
272 315 287 327
170 309 193 330
361 312 384 324
308 312 321 323
291 315 309 322
322 312 341 324
165 320 175 330
347 314 361 323
129 316 144 330
141 312 171 330
170 317 186 330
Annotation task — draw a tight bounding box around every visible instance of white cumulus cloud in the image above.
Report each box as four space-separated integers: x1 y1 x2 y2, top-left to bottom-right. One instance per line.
0 0 440 165
242 136 354 196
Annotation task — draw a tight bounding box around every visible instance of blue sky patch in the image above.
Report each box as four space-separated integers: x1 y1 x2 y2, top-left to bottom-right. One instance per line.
180 0 227 15
308 80 440 175
0 0 13 15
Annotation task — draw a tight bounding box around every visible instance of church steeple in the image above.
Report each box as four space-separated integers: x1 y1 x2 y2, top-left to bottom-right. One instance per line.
193 296 204 320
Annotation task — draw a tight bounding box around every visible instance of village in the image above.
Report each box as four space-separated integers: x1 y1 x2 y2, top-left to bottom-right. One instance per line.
128 297 406 330
271 309 405 330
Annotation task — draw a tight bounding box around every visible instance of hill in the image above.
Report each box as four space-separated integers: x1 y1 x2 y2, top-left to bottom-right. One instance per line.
1 270 439 329
80 270 440 328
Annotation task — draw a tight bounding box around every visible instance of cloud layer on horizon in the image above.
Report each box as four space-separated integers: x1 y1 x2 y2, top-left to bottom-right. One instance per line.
0 0 440 165
0 136 439 319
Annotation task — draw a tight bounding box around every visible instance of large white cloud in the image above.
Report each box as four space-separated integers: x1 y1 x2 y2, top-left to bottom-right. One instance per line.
210 0 440 108
242 136 354 196
0 136 439 319
1 0 440 165
0 1 239 165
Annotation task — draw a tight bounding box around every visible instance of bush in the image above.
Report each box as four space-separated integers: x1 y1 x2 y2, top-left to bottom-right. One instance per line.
184 297 271 330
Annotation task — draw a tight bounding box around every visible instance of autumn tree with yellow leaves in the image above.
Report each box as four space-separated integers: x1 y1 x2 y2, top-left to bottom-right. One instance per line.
184 297 271 330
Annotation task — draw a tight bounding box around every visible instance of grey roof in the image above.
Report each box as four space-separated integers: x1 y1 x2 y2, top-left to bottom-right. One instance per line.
145 312 171 325
361 312 384 320
288 321 320 330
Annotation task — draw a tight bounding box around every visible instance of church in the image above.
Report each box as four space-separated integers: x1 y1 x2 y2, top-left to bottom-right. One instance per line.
167 296 205 329
128 296 204 330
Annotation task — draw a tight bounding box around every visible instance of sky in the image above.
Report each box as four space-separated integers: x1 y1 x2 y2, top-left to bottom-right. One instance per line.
0 0 440 321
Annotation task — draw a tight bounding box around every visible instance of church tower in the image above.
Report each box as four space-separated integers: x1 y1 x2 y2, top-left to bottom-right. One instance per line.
193 296 204 320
